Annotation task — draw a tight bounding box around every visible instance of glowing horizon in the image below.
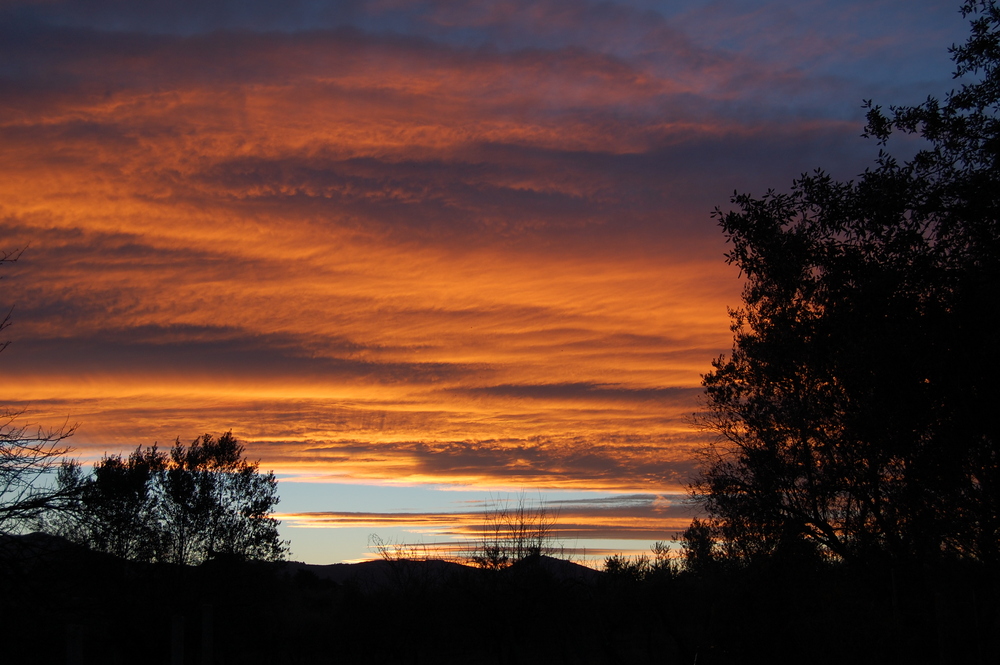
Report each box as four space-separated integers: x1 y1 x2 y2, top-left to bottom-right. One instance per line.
0 0 968 563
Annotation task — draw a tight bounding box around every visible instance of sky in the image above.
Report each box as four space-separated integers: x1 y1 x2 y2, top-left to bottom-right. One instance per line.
0 0 972 564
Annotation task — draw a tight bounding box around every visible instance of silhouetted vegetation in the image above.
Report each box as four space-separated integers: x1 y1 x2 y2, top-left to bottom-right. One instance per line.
0 410 75 534
0 247 77 536
45 432 288 564
663 4 1000 661
691 0 1000 573
4 4 999 664
468 493 558 569
4 532 997 664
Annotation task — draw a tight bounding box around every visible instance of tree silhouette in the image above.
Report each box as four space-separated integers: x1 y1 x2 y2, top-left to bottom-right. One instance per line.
50 445 166 561
0 247 76 537
692 0 1000 569
52 432 288 564
160 432 288 565
0 411 75 535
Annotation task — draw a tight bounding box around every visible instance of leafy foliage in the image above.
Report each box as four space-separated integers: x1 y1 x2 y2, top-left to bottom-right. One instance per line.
603 541 677 582
693 0 1000 568
51 432 288 564
52 444 164 560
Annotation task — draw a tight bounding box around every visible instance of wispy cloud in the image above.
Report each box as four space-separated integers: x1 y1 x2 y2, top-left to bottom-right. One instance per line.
280 492 693 541
0 0 967 560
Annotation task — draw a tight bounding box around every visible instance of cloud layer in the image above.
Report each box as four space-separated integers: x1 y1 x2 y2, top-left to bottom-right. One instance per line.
0 0 970 556
280 492 694 559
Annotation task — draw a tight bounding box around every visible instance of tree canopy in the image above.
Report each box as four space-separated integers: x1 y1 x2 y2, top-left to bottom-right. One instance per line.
692 0 1000 569
52 432 288 565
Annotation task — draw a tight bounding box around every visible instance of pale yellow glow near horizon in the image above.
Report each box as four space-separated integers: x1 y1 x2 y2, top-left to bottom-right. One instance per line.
0 22 745 500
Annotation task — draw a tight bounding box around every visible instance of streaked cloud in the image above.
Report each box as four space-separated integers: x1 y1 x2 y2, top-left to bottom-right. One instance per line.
280 492 693 545
0 0 968 560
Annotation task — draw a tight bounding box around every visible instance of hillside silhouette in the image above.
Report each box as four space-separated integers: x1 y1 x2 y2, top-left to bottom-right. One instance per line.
3 3 999 664
4 531 999 664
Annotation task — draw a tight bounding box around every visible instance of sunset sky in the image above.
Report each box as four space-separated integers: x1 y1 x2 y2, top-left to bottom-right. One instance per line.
0 0 970 564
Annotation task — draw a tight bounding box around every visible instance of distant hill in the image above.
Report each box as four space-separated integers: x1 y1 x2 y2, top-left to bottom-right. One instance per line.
284 553 601 591
4 532 994 665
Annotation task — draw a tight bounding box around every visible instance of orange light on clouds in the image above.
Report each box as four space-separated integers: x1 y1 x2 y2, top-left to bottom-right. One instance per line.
4 0 956 562
276 491 694 562
0 28 739 500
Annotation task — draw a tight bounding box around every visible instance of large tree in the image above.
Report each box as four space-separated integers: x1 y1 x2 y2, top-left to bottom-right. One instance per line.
51 444 166 561
159 432 288 565
53 432 288 564
692 0 999 568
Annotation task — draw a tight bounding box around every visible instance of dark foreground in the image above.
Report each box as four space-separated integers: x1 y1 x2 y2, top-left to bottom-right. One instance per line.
3 533 998 665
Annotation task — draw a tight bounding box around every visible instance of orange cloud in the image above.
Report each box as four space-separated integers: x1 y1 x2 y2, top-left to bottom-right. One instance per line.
0 11 882 501
278 492 692 541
